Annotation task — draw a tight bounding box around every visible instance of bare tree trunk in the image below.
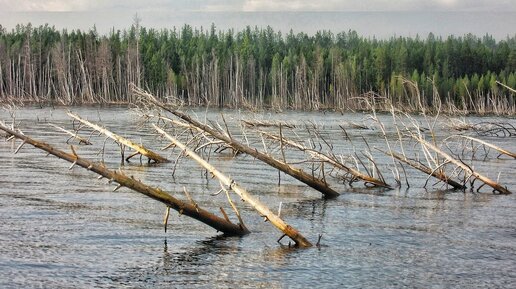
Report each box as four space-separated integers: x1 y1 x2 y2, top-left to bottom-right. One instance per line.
133 86 340 198
154 125 313 247
67 111 169 163
415 136 511 194
377 148 465 190
0 122 247 236
258 129 392 188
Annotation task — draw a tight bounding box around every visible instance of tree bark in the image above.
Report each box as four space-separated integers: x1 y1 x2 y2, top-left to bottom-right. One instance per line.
154 124 313 247
259 129 392 188
67 111 169 163
0 122 248 236
132 85 340 198
415 136 511 194
377 148 465 190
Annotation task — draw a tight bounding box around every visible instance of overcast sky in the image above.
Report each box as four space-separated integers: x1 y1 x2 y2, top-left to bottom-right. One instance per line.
1 0 515 39
1 0 515 12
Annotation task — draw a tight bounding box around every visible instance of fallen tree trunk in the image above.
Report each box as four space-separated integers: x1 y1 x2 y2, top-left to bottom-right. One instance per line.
48 123 92 145
453 135 516 159
376 148 465 190
67 111 169 163
258 129 391 188
132 85 339 198
154 124 313 247
0 122 248 236
241 119 295 129
415 136 512 194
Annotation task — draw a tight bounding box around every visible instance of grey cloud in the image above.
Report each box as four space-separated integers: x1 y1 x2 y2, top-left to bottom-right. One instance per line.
0 0 514 12
238 0 515 12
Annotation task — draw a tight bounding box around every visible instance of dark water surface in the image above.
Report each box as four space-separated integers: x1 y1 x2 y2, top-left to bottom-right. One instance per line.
0 107 515 288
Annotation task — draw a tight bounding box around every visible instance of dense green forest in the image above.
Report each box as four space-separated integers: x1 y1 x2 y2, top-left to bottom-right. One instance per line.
0 23 515 113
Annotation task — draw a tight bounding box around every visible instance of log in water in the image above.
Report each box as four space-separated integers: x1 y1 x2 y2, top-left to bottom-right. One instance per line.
0 106 515 288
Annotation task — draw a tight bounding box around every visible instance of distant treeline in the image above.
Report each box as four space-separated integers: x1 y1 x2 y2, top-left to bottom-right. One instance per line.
0 23 515 113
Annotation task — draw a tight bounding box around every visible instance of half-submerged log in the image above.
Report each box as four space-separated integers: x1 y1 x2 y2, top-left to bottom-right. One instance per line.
67 111 169 163
0 122 247 236
415 136 512 194
154 125 313 247
132 85 339 198
258 129 391 188
377 148 465 190
241 119 295 129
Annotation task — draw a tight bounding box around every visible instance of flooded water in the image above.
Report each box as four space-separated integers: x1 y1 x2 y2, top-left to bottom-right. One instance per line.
0 106 515 288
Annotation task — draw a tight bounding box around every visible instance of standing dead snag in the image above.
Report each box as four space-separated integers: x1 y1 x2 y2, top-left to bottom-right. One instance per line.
154 125 313 247
132 85 340 199
0 123 248 236
67 111 169 163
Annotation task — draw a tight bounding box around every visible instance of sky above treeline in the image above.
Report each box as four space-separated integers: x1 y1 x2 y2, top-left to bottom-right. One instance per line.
2 0 515 12
1 0 515 39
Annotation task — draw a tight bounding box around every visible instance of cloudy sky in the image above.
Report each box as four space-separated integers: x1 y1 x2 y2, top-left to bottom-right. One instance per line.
1 0 514 38
1 0 515 12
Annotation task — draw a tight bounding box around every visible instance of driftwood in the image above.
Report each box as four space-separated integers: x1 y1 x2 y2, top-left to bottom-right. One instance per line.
0 122 248 236
415 136 512 194
445 118 474 131
154 125 313 247
347 121 372 130
258 129 391 188
133 86 340 198
377 148 465 190
67 111 169 163
48 123 92 145
241 119 296 129
445 119 516 138
473 122 516 138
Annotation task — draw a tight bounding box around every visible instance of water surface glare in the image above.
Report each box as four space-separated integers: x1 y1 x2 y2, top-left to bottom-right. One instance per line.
0 106 515 288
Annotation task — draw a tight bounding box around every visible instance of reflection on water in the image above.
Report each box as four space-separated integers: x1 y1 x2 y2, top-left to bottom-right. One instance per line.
0 106 515 288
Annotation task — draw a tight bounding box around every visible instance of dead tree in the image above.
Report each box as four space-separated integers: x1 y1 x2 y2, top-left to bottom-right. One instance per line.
241 119 296 129
154 125 313 247
132 85 340 198
449 135 515 159
257 129 392 188
0 122 248 236
377 148 465 190
67 111 169 163
48 123 92 145
414 135 512 194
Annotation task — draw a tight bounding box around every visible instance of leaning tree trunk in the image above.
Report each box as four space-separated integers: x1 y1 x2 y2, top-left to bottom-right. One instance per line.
67 111 169 163
0 122 248 236
257 129 392 188
377 148 465 190
415 136 512 194
154 125 313 247
132 85 340 198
